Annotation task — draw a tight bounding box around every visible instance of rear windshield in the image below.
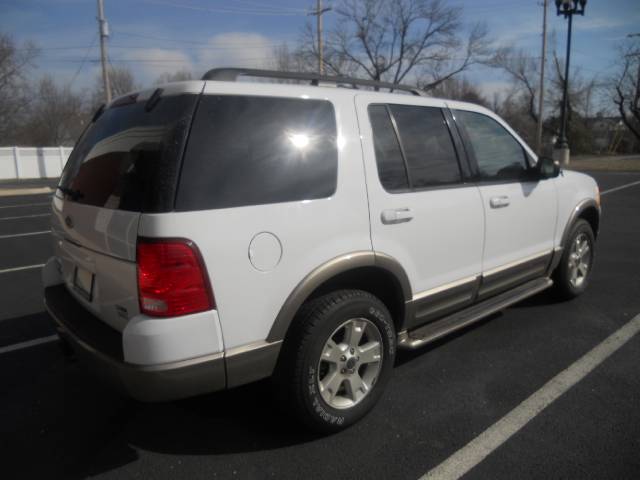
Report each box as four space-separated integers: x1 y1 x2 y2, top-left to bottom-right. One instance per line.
176 95 338 211
58 93 199 212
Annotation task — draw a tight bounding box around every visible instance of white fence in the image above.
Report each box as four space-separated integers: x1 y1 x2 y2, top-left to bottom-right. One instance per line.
0 147 72 180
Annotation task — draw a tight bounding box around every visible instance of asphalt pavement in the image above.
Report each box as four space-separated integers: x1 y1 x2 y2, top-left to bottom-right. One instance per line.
0 171 639 480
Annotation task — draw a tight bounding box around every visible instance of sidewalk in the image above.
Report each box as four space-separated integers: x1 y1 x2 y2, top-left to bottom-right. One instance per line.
0 178 57 197
568 154 640 172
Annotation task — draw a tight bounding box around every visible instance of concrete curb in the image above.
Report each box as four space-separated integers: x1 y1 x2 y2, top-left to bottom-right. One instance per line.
0 187 54 197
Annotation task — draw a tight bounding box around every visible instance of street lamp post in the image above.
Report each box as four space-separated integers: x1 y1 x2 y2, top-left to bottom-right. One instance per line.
554 0 587 166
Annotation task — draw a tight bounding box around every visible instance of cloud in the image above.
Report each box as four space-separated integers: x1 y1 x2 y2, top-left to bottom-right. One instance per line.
577 16 638 31
101 31 281 85
196 32 277 72
118 48 194 83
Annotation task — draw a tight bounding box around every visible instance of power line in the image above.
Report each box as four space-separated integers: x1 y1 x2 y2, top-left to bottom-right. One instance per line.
227 0 309 13
22 42 284 50
67 34 98 88
110 28 296 46
141 0 308 16
39 57 270 64
30 43 290 51
111 29 215 45
110 43 285 50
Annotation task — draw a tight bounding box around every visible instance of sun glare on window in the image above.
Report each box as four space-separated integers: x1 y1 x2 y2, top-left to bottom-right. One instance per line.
288 133 310 149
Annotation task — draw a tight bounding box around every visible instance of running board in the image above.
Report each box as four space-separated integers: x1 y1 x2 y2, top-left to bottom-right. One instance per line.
397 277 553 350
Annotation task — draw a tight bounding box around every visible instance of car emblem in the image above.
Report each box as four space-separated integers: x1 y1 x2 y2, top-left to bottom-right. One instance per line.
65 216 74 228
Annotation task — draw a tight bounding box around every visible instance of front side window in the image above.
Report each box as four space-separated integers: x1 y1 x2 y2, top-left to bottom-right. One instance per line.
455 110 528 181
177 95 338 210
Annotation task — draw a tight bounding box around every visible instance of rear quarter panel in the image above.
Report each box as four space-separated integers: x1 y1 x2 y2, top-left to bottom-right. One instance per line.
138 83 372 350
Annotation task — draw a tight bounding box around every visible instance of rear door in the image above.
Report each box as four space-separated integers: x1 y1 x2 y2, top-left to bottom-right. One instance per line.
450 107 557 299
355 94 485 329
51 85 201 330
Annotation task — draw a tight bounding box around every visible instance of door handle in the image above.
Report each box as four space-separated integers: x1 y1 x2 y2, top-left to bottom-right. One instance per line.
381 208 413 224
489 196 510 209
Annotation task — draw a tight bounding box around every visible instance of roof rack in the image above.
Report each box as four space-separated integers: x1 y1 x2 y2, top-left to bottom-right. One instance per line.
201 68 426 97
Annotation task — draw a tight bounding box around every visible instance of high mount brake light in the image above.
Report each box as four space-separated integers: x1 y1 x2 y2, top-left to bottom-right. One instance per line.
137 238 214 317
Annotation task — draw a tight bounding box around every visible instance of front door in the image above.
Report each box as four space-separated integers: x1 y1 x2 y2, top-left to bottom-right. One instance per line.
451 107 557 299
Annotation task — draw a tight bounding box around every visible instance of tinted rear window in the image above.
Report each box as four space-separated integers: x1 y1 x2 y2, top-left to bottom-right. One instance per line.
58 94 199 212
389 105 461 188
176 95 338 211
368 105 409 192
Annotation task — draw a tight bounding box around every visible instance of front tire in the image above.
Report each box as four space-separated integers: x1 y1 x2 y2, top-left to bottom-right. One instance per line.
553 219 596 299
275 289 396 433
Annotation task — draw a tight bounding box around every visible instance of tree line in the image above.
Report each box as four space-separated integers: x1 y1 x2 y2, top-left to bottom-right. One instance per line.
1 0 638 154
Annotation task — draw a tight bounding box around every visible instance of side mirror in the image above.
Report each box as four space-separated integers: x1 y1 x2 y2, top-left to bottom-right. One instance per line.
535 155 561 179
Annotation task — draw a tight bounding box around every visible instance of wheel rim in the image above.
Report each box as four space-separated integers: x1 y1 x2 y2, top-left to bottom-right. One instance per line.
317 318 383 410
568 232 592 288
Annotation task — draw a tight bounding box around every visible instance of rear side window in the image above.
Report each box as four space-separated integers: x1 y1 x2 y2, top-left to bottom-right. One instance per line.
389 105 461 188
455 110 528 181
368 105 409 192
58 94 199 212
176 95 338 210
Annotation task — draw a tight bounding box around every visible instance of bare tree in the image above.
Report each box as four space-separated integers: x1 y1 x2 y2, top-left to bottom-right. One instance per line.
549 48 598 119
608 37 640 141
155 69 193 85
299 0 489 89
430 76 489 106
107 65 136 97
488 40 600 152
488 46 539 123
545 48 599 153
0 33 39 143
19 75 85 146
91 65 137 108
270 43 315 73
416 22 489 91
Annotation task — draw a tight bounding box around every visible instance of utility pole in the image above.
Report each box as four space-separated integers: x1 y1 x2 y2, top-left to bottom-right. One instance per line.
554 0 586 167
628 33 640 105
536 0 548 155
309 1 331 75
97 0 112 103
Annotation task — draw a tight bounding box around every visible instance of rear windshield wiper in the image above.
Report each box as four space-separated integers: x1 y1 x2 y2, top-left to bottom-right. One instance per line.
57 186 84 201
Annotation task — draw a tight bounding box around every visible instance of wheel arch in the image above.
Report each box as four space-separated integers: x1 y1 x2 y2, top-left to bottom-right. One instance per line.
560 199 600 248
266 251 412 343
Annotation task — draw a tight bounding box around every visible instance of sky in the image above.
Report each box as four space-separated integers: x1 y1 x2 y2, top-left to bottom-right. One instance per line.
1 0 639 109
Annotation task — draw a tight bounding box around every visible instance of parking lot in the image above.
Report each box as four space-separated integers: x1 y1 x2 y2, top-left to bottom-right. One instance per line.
1 171 639 479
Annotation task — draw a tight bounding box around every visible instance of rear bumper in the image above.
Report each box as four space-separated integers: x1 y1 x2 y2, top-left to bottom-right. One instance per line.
45 284 226 401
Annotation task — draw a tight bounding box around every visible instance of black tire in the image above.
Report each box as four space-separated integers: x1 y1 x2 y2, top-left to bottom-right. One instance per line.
274 289 396 433
553 219 596 300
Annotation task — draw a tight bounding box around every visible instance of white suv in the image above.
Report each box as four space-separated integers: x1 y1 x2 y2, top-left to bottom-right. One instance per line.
44 68 600 432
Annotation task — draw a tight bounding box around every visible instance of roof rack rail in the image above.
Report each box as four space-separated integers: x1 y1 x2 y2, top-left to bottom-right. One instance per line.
201 68 426 97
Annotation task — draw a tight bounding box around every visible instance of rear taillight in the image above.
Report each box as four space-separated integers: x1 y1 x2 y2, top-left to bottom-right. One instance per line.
136 238 214 317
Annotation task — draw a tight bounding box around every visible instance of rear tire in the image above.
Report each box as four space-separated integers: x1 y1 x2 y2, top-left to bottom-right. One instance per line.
275 289 396 433
553 219 595 300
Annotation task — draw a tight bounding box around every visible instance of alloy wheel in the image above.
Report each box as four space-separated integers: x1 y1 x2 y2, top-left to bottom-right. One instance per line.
317 318 383 410
568 232 592 288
